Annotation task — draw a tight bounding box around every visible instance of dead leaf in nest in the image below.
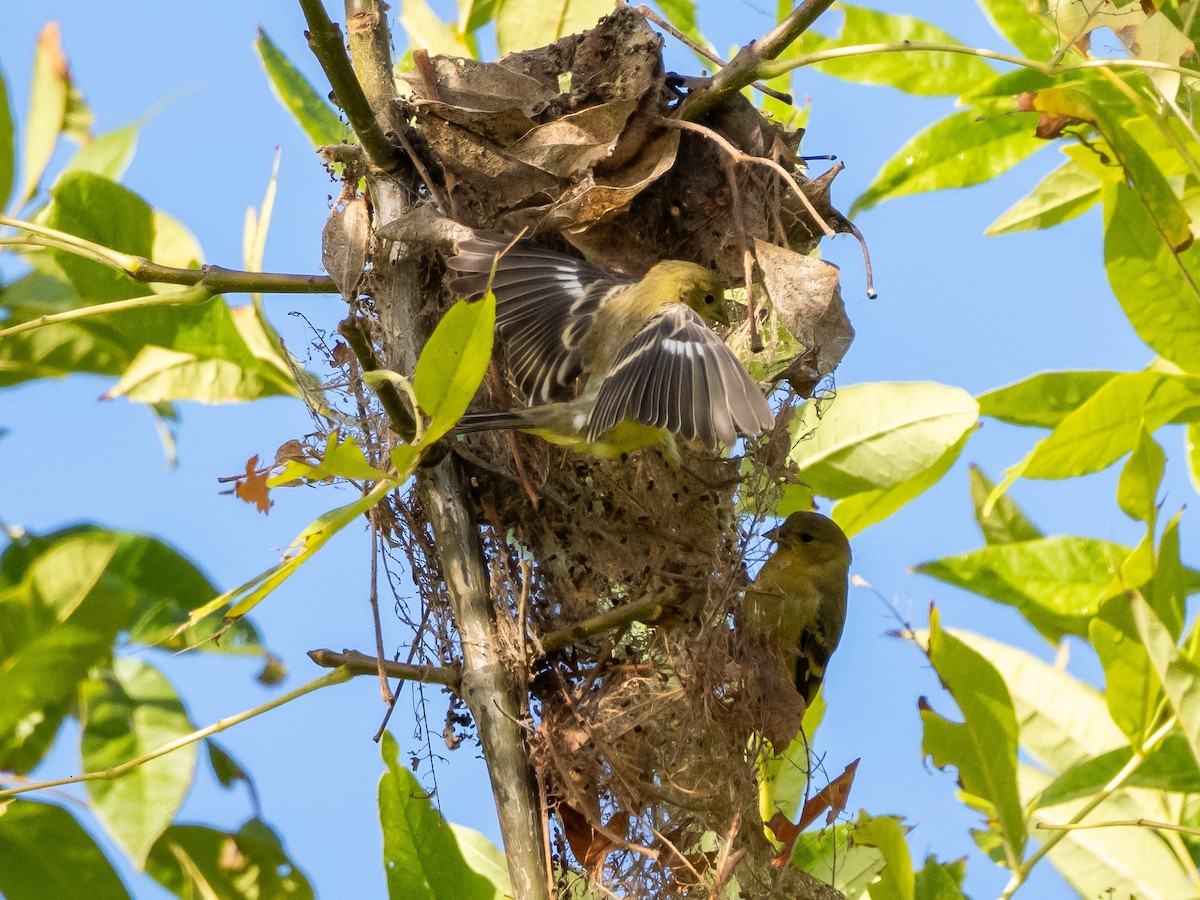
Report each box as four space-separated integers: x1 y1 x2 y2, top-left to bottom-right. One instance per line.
505 99 638 177
754 239 853 387
402 56 557 115
322 197 370 301
559 802 612 874
235 454 271 514
534 127 680 236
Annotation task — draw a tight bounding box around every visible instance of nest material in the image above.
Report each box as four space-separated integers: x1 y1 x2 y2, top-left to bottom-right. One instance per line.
366 8 858 896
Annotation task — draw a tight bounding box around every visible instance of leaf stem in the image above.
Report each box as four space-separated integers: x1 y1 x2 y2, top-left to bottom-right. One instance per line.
999 715 1177 899
297 0 397 171
0 216 335 293
0 285 214 339
0 667 354 800
758 41 1200 85
307 648 462 689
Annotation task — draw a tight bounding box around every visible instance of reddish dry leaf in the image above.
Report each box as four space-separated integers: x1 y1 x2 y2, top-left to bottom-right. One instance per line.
234 454 272 514
768 758 859 865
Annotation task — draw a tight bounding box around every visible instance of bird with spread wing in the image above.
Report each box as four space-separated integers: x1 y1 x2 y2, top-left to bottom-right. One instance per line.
446 233 773 458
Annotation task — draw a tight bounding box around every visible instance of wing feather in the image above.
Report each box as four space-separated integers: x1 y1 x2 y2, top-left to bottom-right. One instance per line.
587 306 773 450
448 234 632 403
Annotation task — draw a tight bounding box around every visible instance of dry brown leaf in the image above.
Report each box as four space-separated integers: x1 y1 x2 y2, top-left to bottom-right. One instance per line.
755 239 853 385
322 197 370 301
505 99 638 177
234 454 271 514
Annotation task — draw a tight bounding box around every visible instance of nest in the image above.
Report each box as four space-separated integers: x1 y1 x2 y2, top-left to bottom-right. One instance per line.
357 7 858 896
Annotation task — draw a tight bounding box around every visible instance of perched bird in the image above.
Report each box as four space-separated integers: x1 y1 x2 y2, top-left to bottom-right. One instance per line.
446 233 773 457
743 512 852 707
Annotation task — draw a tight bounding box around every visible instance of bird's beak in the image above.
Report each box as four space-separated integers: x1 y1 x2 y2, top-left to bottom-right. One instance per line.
712 303 730 327
763 524 782 542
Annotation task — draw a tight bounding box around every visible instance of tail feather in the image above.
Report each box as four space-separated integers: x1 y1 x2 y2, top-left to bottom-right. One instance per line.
454 410 528 435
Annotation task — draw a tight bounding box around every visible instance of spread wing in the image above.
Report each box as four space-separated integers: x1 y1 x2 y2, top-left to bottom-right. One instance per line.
447 233 633 404
586 305 774 450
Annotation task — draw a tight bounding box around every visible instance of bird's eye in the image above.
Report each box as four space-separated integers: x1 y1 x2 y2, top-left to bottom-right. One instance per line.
704 293 716 304
800 533 815 543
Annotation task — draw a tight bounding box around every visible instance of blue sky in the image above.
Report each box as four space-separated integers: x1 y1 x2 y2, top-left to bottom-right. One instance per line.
1 2 1182 898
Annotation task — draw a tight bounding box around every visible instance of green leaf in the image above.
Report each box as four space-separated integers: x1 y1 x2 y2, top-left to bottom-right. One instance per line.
145 820 314 899
977 370 1119 428
799 5 996 95
951 630 1126 773
1091 595 1161 744
187 479 398 627
788 822 885 897
1032 81 1192 250
1105 179 1200 374
975 0 1059 57
1117 427 1165 525
986 155 1101 235
913 855 967 900
80 657 196 866
0 533 137 768
102 304 300 404
2 525 260 655
1038 732 1200 808
448 825 512 896
45 171 154 302
413 295 495 444
852 110 1043 215
255 29 345 148
17 24 73 208
63 123 139 182
0 800 130 900
853 813 913 900
400 0 474 58
996 371 1200 491
789 382 978 499
207 739 254 793
916 536 1135 640
1148 511 1187 642
494 0 612 54
968 465 1042 545
833 426 973 537
0 65 14 210
919 609 1026 862
655 0 704 46
270 429 390 486
1132 595 1200 770
459 0 501 35
1022 764 1199 899
379 730 501 899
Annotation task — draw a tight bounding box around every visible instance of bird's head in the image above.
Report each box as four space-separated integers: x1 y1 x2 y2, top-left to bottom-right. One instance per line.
645 260 728 326
765 512 851 566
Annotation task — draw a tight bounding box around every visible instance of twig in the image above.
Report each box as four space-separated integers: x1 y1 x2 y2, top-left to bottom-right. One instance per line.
1037 819 1200 837
338 316 418 440
622 3 791 105
297 0 398 171
758 40 1200 86
0 216 335 293
677 0 835 120
540 597 668 654
368 522 394 703
660 118 835 238
998 716 1177 899
307 648 462 689
742 246 762 353
0 285 214 339
0 668 354 800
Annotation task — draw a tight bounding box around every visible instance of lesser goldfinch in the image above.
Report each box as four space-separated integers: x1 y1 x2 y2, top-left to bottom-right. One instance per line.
743 512 851 706
446 233 773 457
